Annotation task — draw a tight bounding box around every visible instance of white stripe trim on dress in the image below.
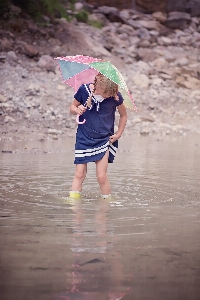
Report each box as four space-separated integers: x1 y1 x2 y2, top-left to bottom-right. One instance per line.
109 142 117 153
109 147 116 157
84 84 91 97
75 141 109 154
75 146 108 158
84 84 103 111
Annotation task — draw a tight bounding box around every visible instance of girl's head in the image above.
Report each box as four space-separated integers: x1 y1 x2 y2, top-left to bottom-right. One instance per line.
94 73 119 100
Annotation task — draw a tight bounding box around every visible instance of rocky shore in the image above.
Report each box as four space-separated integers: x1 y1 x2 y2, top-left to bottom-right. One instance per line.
0 3 200 142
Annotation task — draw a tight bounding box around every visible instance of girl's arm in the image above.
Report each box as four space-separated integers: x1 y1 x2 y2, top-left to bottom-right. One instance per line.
70 99 86 115
110 103 127 143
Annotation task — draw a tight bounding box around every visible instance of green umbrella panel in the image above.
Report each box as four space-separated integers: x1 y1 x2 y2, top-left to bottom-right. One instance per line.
89 61 135 110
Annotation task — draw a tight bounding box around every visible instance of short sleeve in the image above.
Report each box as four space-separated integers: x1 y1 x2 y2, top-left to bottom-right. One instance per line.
74 84 85 105
116 92 124 106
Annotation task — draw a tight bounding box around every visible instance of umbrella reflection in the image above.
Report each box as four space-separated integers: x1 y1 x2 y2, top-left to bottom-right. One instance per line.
55 198 130 299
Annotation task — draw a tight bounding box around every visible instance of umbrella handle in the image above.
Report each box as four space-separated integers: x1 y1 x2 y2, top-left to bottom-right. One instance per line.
76 114 86 124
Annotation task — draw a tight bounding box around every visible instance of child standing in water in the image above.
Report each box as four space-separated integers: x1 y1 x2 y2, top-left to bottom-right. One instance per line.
69 73 127 198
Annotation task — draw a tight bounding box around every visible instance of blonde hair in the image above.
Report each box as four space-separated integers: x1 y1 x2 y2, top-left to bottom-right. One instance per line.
86 73 119 108
94 73 119 99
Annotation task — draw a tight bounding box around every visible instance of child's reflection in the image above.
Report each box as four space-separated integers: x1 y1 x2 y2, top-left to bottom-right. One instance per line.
57 198 129 300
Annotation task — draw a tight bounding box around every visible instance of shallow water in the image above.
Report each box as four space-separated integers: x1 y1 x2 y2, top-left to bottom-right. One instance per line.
0 135 200 300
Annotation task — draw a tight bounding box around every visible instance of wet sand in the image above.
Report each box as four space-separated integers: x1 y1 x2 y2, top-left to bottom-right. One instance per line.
0 135 200 300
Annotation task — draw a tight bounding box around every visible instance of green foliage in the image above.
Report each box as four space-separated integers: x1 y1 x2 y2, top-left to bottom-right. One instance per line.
69 0 75 10
75 9 88 23
11 0 41 19
88 19 103 29
0 1 103 28
10 0 70 20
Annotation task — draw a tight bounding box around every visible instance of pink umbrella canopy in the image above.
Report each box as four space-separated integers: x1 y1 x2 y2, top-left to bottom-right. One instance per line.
55 55 136 110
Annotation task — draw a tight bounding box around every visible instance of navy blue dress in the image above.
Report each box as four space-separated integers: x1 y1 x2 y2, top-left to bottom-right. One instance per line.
74 84 124 164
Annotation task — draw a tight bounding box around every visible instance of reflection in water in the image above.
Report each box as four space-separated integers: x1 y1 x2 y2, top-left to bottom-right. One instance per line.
0 136 200 300
56 198 129 299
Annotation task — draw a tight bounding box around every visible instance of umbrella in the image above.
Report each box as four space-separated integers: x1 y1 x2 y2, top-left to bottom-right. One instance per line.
55 55 136 123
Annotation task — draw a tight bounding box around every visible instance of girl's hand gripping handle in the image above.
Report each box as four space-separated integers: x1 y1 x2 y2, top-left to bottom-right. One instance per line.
76 114 86 124
76 104 87 124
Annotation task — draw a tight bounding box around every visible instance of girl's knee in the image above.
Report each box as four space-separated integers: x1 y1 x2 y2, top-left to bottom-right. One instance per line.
96 172 107 185
75 168 86 181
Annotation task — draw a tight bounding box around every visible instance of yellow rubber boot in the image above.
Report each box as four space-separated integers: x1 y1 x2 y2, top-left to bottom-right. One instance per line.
69 191 81 198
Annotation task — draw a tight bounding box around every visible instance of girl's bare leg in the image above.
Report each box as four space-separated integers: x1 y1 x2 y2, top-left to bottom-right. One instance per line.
95 150 111 195
71 163 87 192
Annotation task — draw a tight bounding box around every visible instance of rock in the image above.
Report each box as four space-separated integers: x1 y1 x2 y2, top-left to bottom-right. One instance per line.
191 90 200 98
152 11 166 22
137 27 151 40
1 102 12 108
0 94 7 102
175 76 189 87
176 57 189 66
56 84 66 90
2 150 13 153
117 24 134 35
7 51 18 61
80 33 112 57
24 44 39 58
151 57 169 69
160 73 172 80
0 38 12 50
136 48 159 62
42 15 50 23
47 129 58 134
135 0 200 17
140 114 155 122
48 38 62 47
140 127 150 136
133 73 149 88
149 89 159 98
151 77 163 86
119 9 130 19
88 13 109 26
127 19 143 29
179 76 200 89
75 2 84 11
126 48 137 60
129 36 140 44
132 116 142 124
167 1 200 17
162 51 175 63
26 84 40 93
0 55 6 63
107 11 125 23
10 5 22 14
95 6 118 15
4 116 15 123
137 60 151 72
179 35 193 45
38 55 57 72
139 40 151 47
138 20 160 30
94 6 125 24
164 12 191 29
160 36 173 45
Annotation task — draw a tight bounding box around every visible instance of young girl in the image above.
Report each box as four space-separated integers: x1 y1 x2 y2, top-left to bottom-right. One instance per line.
69 73 127 198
